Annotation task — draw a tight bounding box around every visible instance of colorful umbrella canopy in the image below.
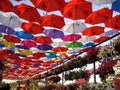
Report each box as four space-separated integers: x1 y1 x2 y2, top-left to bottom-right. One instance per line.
105 15 120 30
79 36 97 43
15 31 34 39
16 45 29 50
14 3 41 22
21 22 44 34
52 41 67 46
44 29 64 39
93 36 109 43
81 42 95 48
85 8 113 24
62 33 81 41
66 41 83 48
0 0 13 12
21 40 37 48
62 21 87 33
4 35 21 43
33 52 45 58
82 26 104 36
53 46 68 52
0 25 15 34
34 36 52 44
61 0 92 20
87 0 116 5
0 13 21 28
40 14 65 28
37 44 53 51
30 0 65 12
112 0 120 12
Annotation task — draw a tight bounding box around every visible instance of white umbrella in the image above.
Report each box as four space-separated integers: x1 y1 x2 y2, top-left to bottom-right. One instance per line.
87 0 116 5
79 36 97 43
62 21 87 33
52 41 67 46
0 13 22 28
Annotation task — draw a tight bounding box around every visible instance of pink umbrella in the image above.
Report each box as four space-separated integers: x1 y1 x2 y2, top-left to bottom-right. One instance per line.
62 34 81 41
21 40 37 48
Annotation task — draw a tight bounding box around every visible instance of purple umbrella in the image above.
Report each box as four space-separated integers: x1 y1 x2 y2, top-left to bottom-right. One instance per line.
0 25 15 34
44 29 64 39
37 44 53 51
16 45 29 50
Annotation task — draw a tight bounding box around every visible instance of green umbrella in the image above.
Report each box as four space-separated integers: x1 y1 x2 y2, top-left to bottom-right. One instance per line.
0 33 2 38
66 41 83 48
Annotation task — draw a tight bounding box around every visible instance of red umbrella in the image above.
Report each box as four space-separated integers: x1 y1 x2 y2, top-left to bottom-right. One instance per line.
4 35 21 43
34 36 52 44
33 52 45 58
21 22 44 34
85 7 113 24
0 0 13 12
21 40 37 48
30 0 65 12
61 0 92 20
82 26 104 36
53 46 68 52
14 3 41 22
93 36 109 43
105 15 120 30
62 34 81 41
40 14 65 29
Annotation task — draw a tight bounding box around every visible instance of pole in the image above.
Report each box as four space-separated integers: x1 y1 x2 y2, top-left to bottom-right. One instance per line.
93 61 96 83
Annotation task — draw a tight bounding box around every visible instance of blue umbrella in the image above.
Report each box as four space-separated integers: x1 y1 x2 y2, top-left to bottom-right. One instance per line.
16 45 29 50
0 44 5 48
0 25 15 34
44 29 64 39
112 0 120 12
15 31 34 39
81 42 95 48
37 44 53 51
16 53 27 57
46 53 57 58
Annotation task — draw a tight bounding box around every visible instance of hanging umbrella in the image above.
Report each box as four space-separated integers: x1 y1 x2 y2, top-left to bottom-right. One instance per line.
93 36 109 43
16 45 29 50
14 3 41 22
0 25 15 34
52 41 67 46
1 40 15 47
62 21 87 33
19 49 33 56
30 0 65 12
112 0 120 12
79 36 97 43
37 44 53 51
62 33 81 41
33 52 45 58
0 0 13 12
87 0 116 5
34 36 52 44
4 35 21 43
82 26 104 36
21 40 37 48
66 41 83 48
105 15 120 30
0 13 22 28
53 46 68 52
61 0 92 20
46 53 57 58
81 42 95 48
85 8 113 24
21 22 44 34
44 29 64 39
15 31 34 39
100 29 119 37
40 14 65 29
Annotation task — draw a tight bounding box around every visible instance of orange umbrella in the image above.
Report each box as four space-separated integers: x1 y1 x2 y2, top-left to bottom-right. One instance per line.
14 3 41 22
61 0 92 20
34 36 52 44
82 26 104 36
30 0 65 12
85 8 113 24
21 22 44 34
40 14 65 28
93 36 109 43
0 0 13 12
105 15 120 30
53 46 68 52
4 35 21 43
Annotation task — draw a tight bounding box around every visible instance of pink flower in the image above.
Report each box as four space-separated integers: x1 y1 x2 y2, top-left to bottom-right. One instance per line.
75 78 87 86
